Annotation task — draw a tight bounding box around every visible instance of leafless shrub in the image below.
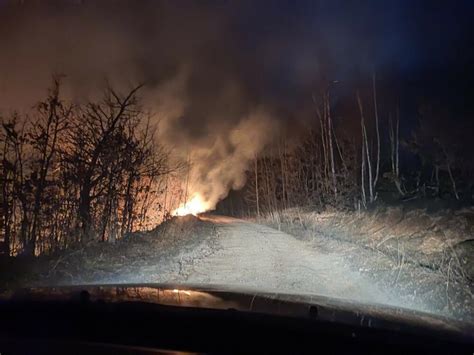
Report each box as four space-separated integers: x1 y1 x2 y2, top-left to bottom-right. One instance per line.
0 77 180 256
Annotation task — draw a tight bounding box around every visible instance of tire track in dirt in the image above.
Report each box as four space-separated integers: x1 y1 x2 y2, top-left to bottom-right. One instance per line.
181 215 400 307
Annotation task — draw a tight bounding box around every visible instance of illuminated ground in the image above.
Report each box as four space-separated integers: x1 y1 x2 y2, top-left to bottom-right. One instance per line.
3 214 472 323
91 214 441 317
181 215 397 306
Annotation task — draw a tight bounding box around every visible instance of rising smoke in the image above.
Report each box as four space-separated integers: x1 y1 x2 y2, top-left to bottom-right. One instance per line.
0 0 447 211
0 1 294 211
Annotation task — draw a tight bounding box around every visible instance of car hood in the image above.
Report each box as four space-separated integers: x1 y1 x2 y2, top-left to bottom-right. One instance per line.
1 283 472 341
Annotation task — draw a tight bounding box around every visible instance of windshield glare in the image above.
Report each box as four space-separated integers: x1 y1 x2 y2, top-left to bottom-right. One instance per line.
0 0 473 326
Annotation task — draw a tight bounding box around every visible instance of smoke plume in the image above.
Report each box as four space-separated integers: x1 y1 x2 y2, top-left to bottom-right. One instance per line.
0 1 288 211
2 0 465 211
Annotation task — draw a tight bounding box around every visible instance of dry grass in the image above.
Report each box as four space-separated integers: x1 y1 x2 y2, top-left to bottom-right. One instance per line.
0 215 218 289
258 205 474 321
262 206 474 280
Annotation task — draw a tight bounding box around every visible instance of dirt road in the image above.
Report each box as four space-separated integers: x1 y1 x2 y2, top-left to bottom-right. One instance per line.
3 213 470 321
10 214 454 317
178 215 398 307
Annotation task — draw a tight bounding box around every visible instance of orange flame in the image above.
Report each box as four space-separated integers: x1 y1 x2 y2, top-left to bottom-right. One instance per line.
173 194 210 216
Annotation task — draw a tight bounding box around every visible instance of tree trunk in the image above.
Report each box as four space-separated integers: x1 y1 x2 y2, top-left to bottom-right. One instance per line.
357 92 374 204
279 141 287 209
254 156 260 217
361 137 367 208
79 181 93 241
1 170 11 256
446 162 460 200
326 93 337 200
363 124 374 203
372 73 381 189
318 107 329 194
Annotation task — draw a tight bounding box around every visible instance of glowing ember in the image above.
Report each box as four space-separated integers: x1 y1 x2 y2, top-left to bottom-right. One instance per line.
173 195 209 216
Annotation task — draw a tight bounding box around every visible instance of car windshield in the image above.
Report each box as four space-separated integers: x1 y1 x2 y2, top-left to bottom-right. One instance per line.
0 0 473 326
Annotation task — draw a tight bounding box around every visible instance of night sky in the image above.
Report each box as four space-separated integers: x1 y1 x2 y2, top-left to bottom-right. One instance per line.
1 0 473 110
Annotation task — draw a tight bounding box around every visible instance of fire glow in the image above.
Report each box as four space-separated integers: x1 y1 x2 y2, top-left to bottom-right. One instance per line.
173 194 210 216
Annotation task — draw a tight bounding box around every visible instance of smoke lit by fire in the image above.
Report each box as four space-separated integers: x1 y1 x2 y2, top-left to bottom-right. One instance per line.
1 1 461 223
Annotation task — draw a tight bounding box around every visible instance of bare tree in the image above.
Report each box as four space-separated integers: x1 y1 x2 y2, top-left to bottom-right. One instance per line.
27 77 71 255
437 140 460 200
360 129 367 208
65 84 143 241
254 155 260 217
325 92 337 200
0 77 183 256
0 116 29 254
388 110 405 196
357 91 375 204
0 118 23 255
372 73 381 189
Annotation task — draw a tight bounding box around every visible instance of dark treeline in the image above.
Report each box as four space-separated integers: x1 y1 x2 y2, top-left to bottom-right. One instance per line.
0 77 180 256
2 74 473 256
221 75 474 216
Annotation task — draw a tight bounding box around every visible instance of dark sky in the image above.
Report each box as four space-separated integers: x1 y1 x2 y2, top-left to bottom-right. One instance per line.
231 1 473 84
1 0 473 113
